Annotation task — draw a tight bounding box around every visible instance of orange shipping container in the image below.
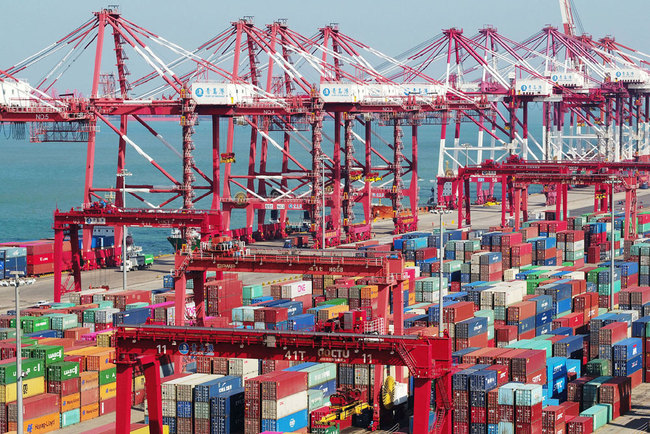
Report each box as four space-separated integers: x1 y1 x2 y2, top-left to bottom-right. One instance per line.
360 285 379 299
9 412 59 434
81 387 99 406
85 348 115 371
60 392 80 413
80 371 99 392
80 402 99 422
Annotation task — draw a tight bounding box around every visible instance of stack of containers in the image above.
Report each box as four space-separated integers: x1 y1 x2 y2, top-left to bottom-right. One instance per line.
242 284 263 306
210 384 245 434
530 237 558 266
414 277 448 303
0 247 27 277
452 365 486 432
160 373 191 432
612 337 643 385
497 383 519 433
0 356 47 432
557 230 586 267
192 375 242 433
260 371 309 432
515 384 544 433
584 222 608 262
468 369 498 433
507 301 536 340
619 286 650 315
206 278 243 318
599 377 632 420
47 360 81 428
454 317 488 351
511 350 546 384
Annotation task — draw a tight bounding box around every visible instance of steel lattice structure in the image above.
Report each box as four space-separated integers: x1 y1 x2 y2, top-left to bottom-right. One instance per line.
3 7 650 296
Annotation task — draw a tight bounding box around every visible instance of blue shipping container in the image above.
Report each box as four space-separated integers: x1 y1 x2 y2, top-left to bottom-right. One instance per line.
261 408 309 432
529 295 553 313
311 379 337 398
195 376 242 402
535 310 553 327
632 317 650 337
112 307 151 326
469 369 498 392
613 338 643 361
613 354 643 376
288 314 315 331
455 317 488 338
210 387 245 418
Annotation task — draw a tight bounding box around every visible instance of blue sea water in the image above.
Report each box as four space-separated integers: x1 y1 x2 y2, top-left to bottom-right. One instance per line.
0 112 545 255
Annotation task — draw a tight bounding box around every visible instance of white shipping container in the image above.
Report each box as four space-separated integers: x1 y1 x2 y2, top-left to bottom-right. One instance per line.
166 307 175 326
393 382 409 406
176 374 215 402
254 322 266 330
405 266 421 278
161 399 176 417
261 391 308 419
242 306 261 322
231 307 244 322
565 271 585 280
281 280 312 298
567 240 585 251
161 376 192 400
503 268 520 282
480 290 494 307
228 358 258 377
471 252 490 265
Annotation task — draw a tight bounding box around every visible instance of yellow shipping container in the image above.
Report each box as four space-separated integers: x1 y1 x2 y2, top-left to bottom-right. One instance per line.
96 331 115 347
60 392 80 412
405 261 415 267
360 285 379 299
408 292 416 306
0 377 45 403
100 382 117 401
133 375 146 391
8 412 59 434
131 425 170 434
317 304 349 321
80 403 99 422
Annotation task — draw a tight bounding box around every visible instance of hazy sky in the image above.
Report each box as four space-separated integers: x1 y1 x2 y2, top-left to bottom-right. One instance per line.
2 0 649 90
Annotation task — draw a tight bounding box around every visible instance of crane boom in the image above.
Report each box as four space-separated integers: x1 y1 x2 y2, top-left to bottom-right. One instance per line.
558 0 576 36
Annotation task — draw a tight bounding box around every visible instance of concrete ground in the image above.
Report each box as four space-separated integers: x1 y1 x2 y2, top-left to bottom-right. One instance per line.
9 186 650 432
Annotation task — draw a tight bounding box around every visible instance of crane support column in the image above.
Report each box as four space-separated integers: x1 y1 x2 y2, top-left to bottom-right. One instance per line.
53 226 64 302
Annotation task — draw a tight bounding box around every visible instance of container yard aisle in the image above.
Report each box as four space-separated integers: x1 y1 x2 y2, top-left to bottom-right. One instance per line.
595 382 650 432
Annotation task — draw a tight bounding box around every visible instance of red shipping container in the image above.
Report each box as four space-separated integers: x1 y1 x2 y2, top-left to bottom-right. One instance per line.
567 416 593 434
515 419 542 434
452 422 469 434
564 312 584 328
461 348 489 365
260 371 308 400
444 302 474 323
516 402 543 424
81 388 99 406
542 405 565 431
507 301 537 322
511 350 546 380
132 388 145 406
485 364 509 386
26 252 54 265
470 406 486 424
99 397 116 415
629 368 643 389
499 404 514 422
599 322 628 346
477 348 511 365
7 393 59 422
453 390 469 408
47 378 80 396
293 294 313 313
453 407 469 423
559 401 580 418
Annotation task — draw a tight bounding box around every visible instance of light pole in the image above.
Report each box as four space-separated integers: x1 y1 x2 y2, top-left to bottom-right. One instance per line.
117 169 131 290
433 205 452 337
10 270 24 434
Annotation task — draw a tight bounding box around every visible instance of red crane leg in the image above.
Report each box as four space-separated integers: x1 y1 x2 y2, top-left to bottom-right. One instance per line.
174 270 187 327
514 188 521 231
82 226 93 270
192 272 205 326
143 357 164 434
411 125 419 230
501 176 507 228
364 120 372 225
555 183 561 218
464 178 471 228
394 281 404 381
69 226 82 292
413 378 433 432
246 122 258 242
115 362 133 434
332 112 342 241
457 178 464 229
562 184 568 221
53 227 64 302
211 115 221 213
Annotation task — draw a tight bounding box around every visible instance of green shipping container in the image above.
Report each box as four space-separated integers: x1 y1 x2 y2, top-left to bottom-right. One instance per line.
20 317 50 334
47 361 80 381
60 408 81 428
308 389 324 411
303 363 337 388
580 404 610 430
126 302 149 310
0 329 16 340
317 298 347 307
96 301 114 309
242 284 263 300
50 303 75 309
45 313 78 331
26 345 64 366
585 359 611 377
0 358 45 385
82 309 98 323
99 367 117 385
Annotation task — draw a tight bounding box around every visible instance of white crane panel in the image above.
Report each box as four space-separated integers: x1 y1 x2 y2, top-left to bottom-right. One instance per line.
548 72 585 87
0 80 31 107
514 79 552 96
319 82 365 103
191 82 257 105
605 68 649 84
